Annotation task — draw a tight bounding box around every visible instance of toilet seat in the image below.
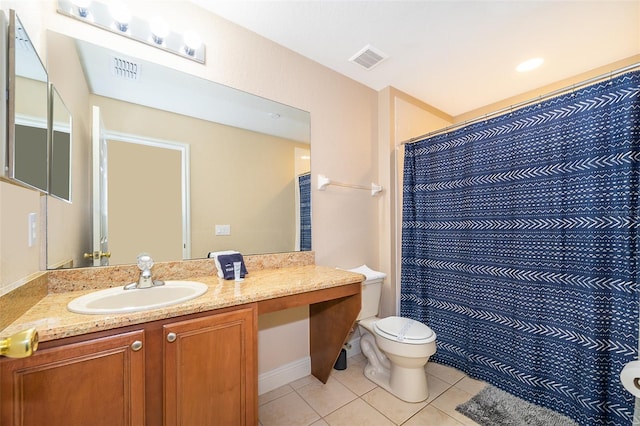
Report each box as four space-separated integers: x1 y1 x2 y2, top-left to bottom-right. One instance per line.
374 316 435 344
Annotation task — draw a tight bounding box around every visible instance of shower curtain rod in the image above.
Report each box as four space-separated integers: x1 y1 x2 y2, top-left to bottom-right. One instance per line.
400 61 640 145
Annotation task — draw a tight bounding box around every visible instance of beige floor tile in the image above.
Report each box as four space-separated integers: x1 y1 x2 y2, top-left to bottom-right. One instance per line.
290 375 322 390
296 376 358 417
430 386 480 426
331 356 377 396
360 387 427 425
425 374 452 403
259 391 320 426
323 398 395 426
310 420 330 426
403 405 466 426
425 362 466 385
259 384 294 406
454 376 487 396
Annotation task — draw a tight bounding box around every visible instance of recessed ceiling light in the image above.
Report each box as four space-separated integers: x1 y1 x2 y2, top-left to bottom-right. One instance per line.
516 57 544 72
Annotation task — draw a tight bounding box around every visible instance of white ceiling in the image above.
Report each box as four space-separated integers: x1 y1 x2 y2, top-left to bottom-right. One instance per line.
192 0 640 117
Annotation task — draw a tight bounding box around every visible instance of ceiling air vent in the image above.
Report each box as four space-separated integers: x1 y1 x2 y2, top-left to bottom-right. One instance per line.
349 44 388 70
111 55 140 81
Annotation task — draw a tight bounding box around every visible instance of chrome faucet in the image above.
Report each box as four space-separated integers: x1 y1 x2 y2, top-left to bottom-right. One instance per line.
124 253 165 290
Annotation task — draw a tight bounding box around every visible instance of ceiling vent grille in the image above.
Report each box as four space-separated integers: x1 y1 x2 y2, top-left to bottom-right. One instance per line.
111 56 140 80
349 44 388 70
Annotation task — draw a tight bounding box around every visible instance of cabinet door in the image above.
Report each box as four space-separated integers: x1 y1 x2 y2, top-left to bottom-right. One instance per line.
0 330 145 426
163 306 256 426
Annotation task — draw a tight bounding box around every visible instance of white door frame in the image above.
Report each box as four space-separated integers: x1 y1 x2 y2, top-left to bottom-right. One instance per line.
103 130 192 261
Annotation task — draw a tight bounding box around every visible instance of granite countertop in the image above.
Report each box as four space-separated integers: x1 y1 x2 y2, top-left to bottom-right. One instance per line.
2 265 364 343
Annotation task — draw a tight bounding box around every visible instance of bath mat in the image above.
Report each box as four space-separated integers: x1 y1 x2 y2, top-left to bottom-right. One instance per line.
455 385 578 426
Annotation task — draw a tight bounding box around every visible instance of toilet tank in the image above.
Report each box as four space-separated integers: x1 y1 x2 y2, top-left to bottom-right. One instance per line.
347 265 387 320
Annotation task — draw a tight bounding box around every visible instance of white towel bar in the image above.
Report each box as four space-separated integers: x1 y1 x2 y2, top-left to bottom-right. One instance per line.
317 174 383 196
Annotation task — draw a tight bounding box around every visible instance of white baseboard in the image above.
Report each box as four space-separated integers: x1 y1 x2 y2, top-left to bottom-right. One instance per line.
258 338 364 396
258 356 311 395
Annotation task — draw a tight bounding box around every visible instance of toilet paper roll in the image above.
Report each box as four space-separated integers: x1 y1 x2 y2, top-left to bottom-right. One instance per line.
620 361 640 397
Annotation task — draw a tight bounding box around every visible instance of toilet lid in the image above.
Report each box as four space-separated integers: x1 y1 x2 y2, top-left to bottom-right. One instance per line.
374 316 435 344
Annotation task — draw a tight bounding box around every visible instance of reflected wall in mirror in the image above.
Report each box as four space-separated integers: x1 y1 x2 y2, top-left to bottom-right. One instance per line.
46 31 311 269
8 11 49 193
50 85 72 202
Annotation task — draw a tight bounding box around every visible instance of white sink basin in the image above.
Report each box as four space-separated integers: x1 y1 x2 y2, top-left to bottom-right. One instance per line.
67 280 208 315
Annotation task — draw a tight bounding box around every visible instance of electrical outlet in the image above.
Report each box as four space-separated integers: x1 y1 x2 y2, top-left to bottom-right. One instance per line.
215 224 231 236
28 213 37 247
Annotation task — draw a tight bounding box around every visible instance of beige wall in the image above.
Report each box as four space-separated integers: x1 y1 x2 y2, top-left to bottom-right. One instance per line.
0 181 41 294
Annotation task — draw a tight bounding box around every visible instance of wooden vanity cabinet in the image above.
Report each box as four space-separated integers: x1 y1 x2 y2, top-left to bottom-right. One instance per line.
0 329 146 426
0 304 257 426
162 306 257 426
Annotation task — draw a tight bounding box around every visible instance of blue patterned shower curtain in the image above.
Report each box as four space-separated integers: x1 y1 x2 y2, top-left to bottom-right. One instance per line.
401 71 640 425
298 173 311 251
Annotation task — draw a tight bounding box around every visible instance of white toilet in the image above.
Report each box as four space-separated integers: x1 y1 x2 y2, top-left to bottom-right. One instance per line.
349 265 437 403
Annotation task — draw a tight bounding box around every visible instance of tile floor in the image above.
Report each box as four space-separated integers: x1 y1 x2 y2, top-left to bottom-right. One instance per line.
258 353 486 425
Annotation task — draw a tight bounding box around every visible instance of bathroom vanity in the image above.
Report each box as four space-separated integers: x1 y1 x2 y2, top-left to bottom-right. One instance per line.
0 262 363 425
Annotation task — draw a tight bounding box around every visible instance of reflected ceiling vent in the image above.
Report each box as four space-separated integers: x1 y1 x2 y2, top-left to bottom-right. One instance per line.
349 44 388 70
111 55 140 80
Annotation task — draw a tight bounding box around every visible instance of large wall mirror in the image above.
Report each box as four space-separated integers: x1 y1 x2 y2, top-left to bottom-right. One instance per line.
45 31 311 269
8 11 49 193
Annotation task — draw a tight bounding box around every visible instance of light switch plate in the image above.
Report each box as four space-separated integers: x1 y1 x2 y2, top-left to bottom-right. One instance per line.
215 224 231 236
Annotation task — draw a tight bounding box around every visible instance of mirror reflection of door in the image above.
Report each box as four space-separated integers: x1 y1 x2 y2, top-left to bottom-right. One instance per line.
107 139 184 265
91 105 189 266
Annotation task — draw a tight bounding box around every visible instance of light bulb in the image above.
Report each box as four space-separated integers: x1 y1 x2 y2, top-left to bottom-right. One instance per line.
109 0 131 32
71 0 91 18
183 30 202 56
149 16 169 45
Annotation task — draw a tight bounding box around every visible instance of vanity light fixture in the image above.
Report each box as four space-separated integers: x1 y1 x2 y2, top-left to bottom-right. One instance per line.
56 0 206 63
516 57 544 72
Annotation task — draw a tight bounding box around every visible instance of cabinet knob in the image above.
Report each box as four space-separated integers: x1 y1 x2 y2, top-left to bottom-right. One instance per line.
166 332 177 343
131 340 143 351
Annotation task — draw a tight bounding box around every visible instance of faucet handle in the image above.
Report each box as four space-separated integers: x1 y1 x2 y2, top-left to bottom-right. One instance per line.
137 253 154 271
